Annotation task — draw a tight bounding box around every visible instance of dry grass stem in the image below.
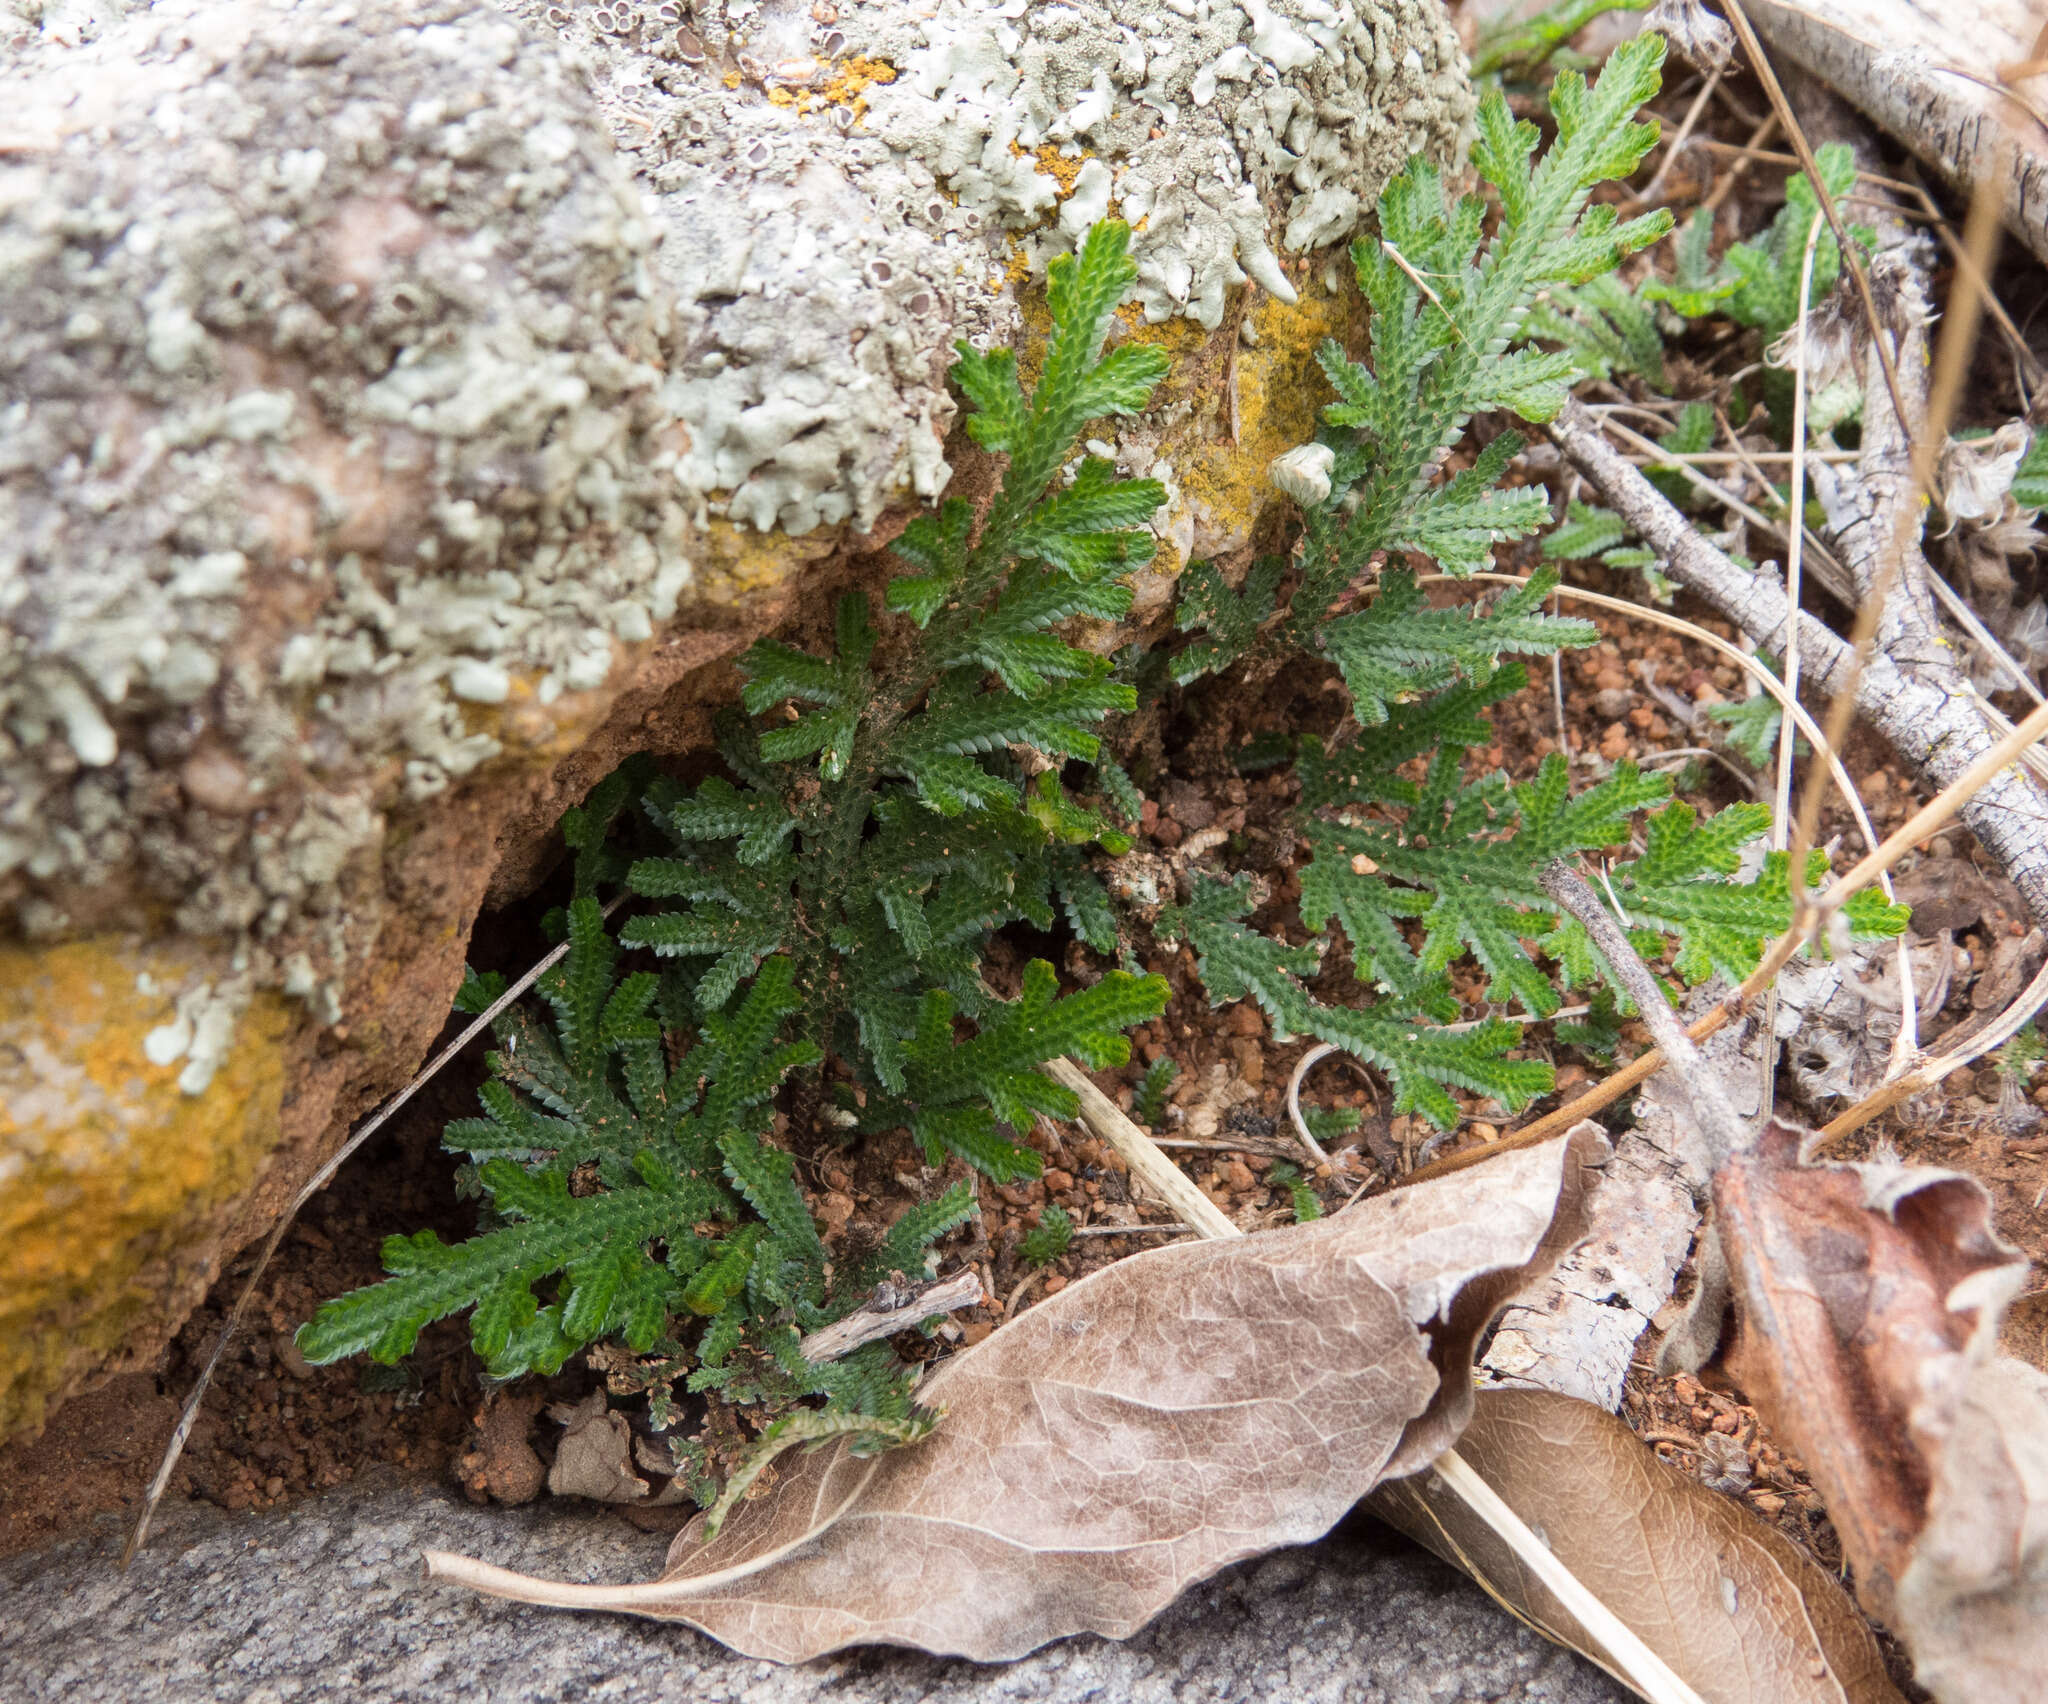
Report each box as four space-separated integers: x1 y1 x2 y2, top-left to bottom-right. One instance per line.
1816 955 2048 1145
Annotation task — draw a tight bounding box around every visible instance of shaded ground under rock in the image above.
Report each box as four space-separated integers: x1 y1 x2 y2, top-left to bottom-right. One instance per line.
0 1466 1628 1704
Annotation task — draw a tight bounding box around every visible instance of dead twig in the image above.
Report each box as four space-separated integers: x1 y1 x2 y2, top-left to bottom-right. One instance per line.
799 1269 985 1364
1042 1057 1238 1238
1539 862 1750 1180
1405 699 2048 1191
1547 401 2048 932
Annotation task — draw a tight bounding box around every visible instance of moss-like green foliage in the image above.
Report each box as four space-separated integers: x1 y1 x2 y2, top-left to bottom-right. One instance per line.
1266 1163 1324 1223
1133 1056 1179 1129
1020 1204 1075 1266
1165 37 1909 1127
304 226 1174 1443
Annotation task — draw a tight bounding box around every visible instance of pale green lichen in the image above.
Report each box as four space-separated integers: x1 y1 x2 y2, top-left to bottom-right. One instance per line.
509 0 1469 535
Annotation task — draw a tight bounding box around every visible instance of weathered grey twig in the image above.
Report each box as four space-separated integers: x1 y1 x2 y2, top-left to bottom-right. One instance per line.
798 1268 984 1364
1538 861 1752 1179
1548 399 2048 932
1042 1057 1240 1238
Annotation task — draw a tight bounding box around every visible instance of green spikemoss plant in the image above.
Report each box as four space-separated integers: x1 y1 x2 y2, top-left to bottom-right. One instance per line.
1164 36 1908 1133
300 225 1175 1449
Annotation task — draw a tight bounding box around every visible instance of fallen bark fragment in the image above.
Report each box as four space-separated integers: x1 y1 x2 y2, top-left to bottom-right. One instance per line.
1371 1389 1905 1704
422 1127 1604 1661
1479 1121 1701 1408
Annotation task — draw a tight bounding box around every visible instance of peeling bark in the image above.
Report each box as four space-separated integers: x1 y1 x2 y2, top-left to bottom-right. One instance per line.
1744 0 2048 266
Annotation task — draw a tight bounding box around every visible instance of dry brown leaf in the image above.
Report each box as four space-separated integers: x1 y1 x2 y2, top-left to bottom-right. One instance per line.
1371 1390 1903 1704
423 1126 1604 1661
1714 1119 2048 1702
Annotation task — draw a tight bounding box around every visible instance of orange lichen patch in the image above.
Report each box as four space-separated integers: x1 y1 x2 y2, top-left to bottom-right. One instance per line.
1112 305 1211 356
0 938 292 1438
1026 144 1089 196
822 54 895 102
1169 272 1367 568
768 54 895 118
697 514 852 605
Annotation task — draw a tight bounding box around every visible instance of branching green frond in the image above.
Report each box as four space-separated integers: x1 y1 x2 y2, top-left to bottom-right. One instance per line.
659 777 798 866
1540 804 1912 999
1472 0 1651 76
1720 142 1859 338
1299 755 1671 1015
1296 669 1527 811
301 934 822 1381
559 754 654 898
299 1152 722 1377
1021 1204 1075 1265
1308 1004 1553 1130
1282 37 1671 638
841 1181 979 1297
1320 568 1595 724
1162 877 1550 1128
1133 1056 1178 1127
884 960 1167 1180
1716 142 1873 434
1542 500 1629 561
1049 844 1119 953
1640 208 1736 320
1173 556 1286 685
887 669 1137 779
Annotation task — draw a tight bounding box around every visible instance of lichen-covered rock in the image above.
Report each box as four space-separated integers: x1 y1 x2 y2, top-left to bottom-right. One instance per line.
0 0 1471 1440
0 939 293 1437
514 0 1471 541
0 0 732 1437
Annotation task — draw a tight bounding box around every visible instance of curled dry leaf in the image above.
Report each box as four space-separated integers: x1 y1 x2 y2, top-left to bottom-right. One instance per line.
1370 1390 1903 1704
423 1126 1605 1661
546 1392 649 1505
1715 1119 2047 1703
1895 1356 2048 1704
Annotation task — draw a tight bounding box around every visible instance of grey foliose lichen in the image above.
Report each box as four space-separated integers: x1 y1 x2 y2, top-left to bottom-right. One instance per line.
503 0 1469 536
0 0 692 1027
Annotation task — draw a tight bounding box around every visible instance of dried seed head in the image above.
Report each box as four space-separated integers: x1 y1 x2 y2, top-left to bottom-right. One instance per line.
1764 284 1857 396
1643 0 1734 73
1938 422 2031 526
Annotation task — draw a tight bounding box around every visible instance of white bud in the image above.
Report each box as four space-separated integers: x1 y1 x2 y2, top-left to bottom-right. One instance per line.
1270 442 1335 508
